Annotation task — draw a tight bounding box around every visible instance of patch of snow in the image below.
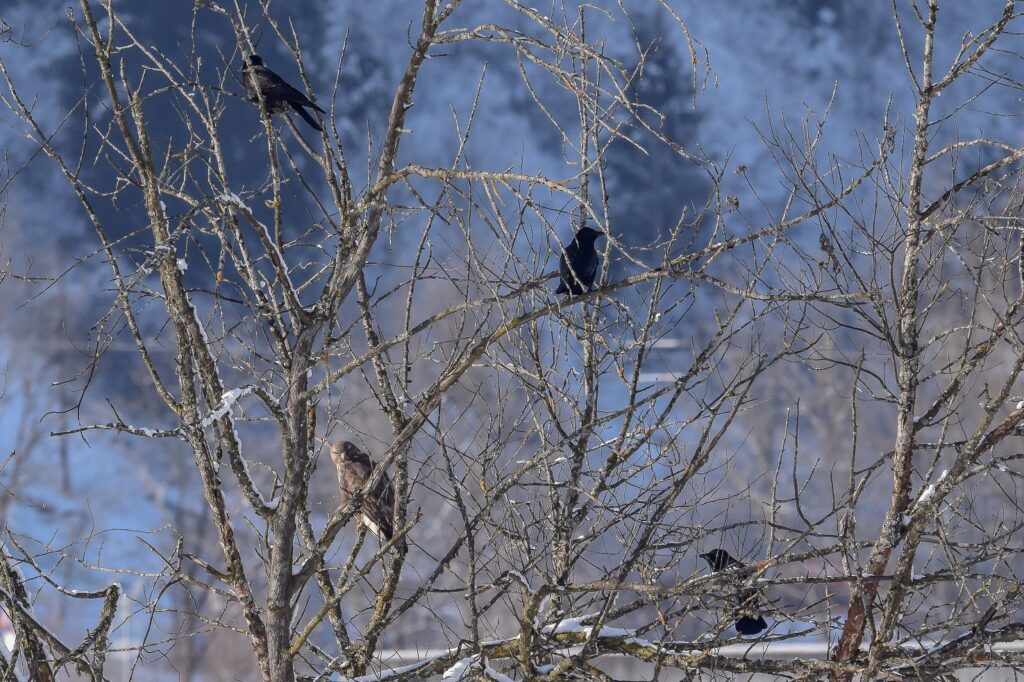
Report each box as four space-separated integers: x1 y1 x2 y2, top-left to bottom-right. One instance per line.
543 614 634 638
505 570 529 588
219 192 250 211
189 299 210 346
341 650 452 681
916 469 948 507
594 625 635 637
533 594 557 628
624 636 657 649
202 386 253 427
443 655 478 680
177 258 188 272
998 462 1008 473
482 665 515 682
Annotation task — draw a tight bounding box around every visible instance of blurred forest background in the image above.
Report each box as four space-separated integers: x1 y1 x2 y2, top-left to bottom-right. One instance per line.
1 1 1023 679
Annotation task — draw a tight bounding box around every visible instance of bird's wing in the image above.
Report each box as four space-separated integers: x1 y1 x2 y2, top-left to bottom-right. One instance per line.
578 252 598 283
258 67 321 110
557 245 578 292
339 460 370 506
555 263 569 293
560 243 597 291
365 468 396 541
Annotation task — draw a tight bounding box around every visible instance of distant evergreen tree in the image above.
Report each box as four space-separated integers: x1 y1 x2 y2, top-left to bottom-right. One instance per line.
603 9 709 262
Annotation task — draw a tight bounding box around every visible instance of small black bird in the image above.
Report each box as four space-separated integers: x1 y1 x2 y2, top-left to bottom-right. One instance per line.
242 54 325 132
555 226 605 295
330 441 395 541
699 549 768 636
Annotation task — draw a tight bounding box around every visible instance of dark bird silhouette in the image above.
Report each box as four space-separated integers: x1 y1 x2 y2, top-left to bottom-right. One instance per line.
330 441 395 541
699 549 768 636
242 54 325 132
555 226 605 295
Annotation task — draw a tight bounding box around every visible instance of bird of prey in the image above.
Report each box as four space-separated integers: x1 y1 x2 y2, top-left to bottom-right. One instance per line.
555 226 606 296
242 54 325 132
699 549 768 636
330 441 395 542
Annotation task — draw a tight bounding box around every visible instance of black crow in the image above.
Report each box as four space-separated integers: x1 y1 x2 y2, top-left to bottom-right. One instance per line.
242 54 325 132
330 441 395 541
699 549 768 636
555 226 605 295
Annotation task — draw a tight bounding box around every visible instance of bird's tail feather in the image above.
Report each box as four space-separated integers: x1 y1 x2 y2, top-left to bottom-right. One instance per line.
292 103 323 132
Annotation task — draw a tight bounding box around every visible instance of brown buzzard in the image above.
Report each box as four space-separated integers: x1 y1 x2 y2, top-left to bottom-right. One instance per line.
330 441 395 542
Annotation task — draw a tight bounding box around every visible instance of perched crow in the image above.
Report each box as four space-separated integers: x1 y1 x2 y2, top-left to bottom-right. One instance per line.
699 549 768 636
555 226 606 295
242 54 325 132
330 441 395 541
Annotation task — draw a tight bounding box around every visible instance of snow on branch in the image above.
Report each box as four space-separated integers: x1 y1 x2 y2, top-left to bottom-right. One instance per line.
201 385 255 427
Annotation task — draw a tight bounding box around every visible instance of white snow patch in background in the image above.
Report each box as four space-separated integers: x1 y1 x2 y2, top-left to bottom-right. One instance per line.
177 258 188 272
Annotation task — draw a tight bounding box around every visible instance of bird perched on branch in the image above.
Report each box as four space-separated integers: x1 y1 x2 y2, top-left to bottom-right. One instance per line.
555 226 606 296
330 441 395 542
699 549 768 636
242 54 325 132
